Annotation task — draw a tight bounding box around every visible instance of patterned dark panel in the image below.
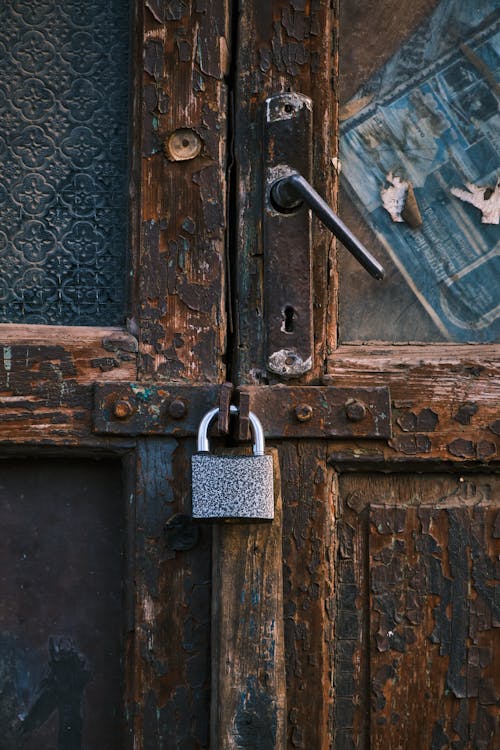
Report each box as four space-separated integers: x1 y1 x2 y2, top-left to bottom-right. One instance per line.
0 0 130 325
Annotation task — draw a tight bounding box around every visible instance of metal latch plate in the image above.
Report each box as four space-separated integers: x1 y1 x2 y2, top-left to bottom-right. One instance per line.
93 384 391 439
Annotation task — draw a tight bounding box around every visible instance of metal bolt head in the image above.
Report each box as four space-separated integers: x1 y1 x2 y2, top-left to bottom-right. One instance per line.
164 128 202 161
295 403 313 422
113 399 134 420
168 399 187 420
345 399 367 422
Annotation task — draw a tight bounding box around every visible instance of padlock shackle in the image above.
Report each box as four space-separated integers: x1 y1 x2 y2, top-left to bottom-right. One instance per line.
197 405 265 456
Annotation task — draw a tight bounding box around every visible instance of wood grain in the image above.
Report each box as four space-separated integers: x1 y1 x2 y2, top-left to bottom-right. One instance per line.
233 0 338 383
135 0 230 382
130 437 212 748
280 441 336 750
327 345 500 463
335 474 500 750
211 448 286 749
0 325 137 445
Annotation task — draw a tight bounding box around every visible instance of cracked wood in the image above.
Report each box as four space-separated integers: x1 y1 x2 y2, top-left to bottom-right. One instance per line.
136 0 229 381
335 473 500 750
233 0 338 382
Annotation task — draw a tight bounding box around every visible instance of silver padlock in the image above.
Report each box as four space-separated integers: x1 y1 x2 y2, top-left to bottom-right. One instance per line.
191 405 274 520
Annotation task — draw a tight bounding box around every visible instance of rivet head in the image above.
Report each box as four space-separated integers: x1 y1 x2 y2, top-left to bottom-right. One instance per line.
168 399 187 419
113 399 134 420
164 128 202 161
345 399 367 422
295 404 313 422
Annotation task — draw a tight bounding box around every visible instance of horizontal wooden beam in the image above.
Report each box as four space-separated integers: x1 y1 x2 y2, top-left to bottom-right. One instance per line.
326 345 500 463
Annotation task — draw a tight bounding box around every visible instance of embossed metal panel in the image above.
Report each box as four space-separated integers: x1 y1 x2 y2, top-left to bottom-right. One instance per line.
0 1 130 325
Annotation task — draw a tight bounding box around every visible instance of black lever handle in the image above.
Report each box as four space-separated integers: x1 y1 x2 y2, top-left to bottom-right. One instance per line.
270 172 385 280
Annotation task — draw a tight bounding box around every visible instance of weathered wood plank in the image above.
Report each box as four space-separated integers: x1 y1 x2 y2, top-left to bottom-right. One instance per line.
0 324 138 380
135 0 230 382
233 0 337 382
0 325 137 445
280 442 335 749
130 437 212 749
335 474 500 750
211 448 286 749
326 345 500 463
369 504 499 749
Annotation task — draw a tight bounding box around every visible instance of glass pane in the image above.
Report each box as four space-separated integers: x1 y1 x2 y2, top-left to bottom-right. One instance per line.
339 0 499 343
0 1 130 325
0 458 124 747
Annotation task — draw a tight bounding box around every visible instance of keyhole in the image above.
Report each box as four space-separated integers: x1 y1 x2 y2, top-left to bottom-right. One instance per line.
283 306 295 333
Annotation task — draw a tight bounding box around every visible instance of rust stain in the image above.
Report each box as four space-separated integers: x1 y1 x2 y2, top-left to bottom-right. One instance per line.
453 401 479 425
389 434 432 454
397 407 438 432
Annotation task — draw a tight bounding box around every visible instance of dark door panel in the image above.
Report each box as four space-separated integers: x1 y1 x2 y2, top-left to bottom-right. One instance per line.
0 458 124 749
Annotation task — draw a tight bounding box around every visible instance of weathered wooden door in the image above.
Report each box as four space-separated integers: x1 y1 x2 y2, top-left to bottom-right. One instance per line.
0 1 498 749
332 3 500 746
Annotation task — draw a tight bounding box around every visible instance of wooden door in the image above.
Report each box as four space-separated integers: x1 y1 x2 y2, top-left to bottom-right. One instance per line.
230 1 499 749
0 0 228 746
0 2 498 749
332 3 500 746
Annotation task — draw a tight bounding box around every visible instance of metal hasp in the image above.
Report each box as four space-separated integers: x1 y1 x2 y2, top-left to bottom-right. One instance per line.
263 93 314 378
270 173 385 280
93 383 392 439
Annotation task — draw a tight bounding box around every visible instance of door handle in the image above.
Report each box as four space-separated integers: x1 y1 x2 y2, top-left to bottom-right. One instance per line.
263 92 383 379
270 172 384 280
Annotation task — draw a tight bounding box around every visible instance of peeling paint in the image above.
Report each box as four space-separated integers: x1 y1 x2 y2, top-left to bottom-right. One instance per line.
380 173 422 226
451 180 500 224
267 348 312 378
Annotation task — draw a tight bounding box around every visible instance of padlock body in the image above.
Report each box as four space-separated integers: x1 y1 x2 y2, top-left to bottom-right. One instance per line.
191 454 274 520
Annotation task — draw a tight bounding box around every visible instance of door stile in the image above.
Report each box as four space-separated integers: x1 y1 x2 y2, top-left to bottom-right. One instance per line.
129 2 231 747
134 0 231 383
232 0 338 385
229 3 339 748
128 437 213 747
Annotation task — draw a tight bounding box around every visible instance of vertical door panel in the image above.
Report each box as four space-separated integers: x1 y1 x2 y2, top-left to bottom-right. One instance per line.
232 6 338 744
335 474 500 750
233 1 337 382
130 2 231 743
131 437 212 748
136 0 230 381
280 442 336 749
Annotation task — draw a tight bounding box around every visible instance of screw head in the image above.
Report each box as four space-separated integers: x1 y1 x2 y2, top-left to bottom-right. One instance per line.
295 403 313 422
164 128 202 161
168 399 187 419
113 399 134 420
345 399 367 422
